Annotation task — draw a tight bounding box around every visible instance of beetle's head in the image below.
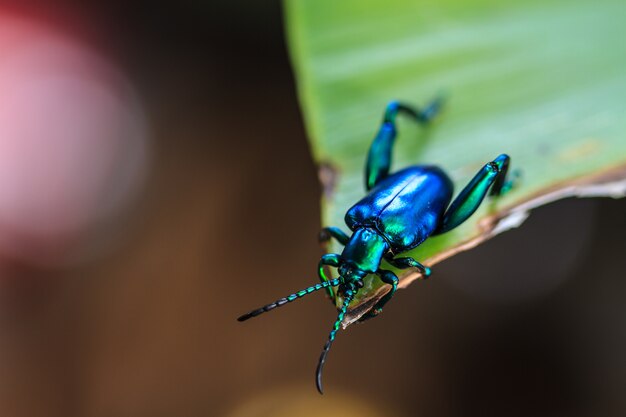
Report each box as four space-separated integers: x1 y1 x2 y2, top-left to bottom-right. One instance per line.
337 263 367 293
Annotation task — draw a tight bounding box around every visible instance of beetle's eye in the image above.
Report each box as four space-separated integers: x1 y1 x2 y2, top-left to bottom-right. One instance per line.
356 280 364 288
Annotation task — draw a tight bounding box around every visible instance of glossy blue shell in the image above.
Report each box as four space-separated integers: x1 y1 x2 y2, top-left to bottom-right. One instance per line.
345 166 454 250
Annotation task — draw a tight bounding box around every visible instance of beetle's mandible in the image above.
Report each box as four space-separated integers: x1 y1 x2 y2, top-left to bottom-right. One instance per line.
238 97 513 394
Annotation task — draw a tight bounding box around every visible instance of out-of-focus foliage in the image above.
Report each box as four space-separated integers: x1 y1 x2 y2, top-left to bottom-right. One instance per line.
285 0 626 313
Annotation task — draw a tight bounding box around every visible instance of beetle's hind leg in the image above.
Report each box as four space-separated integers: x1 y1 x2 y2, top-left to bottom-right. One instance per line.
435 154 512 235
365 96 444 191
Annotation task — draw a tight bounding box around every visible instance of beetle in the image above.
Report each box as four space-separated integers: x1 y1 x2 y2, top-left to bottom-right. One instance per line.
237 97 512 394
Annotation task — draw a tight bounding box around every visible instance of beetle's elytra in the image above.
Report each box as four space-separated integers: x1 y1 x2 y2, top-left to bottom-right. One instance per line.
238 97 512 394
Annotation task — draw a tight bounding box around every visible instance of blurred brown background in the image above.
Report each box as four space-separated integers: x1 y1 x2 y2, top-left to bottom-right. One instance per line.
0 1 624 417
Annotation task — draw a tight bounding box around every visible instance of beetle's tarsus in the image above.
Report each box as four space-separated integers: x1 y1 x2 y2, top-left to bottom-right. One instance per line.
422 267 432 278
366 96 444 190
417 94 447 123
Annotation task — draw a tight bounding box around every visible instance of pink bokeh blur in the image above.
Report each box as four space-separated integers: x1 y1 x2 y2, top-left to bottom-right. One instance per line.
0 12 148 268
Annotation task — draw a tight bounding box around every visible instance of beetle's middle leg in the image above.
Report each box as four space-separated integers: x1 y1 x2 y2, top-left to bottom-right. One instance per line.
386 256 432 278
365 97 444 191
319 226 350 246
435 154 512 235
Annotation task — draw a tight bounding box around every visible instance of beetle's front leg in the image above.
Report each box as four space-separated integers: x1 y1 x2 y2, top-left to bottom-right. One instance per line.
365 97 444 191
319 227 350 246
318 254 341 302
435 154 512 235
386 256 432 279
358 269 399 321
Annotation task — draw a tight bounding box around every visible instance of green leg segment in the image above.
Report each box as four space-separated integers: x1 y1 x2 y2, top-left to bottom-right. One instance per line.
435 154 512 235
386 256 432 278
365 97 444 191
318 253 341 301
319 227 350 246
373 269 398 313
489 153 512 196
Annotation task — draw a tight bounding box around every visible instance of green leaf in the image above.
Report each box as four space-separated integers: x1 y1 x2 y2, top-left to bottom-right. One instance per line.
284 0 626 325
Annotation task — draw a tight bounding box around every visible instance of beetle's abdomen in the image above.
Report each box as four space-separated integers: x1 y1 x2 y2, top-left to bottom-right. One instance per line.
345 166 453 250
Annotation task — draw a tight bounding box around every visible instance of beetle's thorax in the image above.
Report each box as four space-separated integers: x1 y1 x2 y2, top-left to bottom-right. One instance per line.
340 228 388 276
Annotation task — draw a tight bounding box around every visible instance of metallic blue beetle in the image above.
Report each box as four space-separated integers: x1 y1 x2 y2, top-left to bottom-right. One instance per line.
238 97 512 393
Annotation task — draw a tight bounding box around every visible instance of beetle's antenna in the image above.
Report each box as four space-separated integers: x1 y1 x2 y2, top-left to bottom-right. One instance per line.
315 288 356 394
237 278 341 322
